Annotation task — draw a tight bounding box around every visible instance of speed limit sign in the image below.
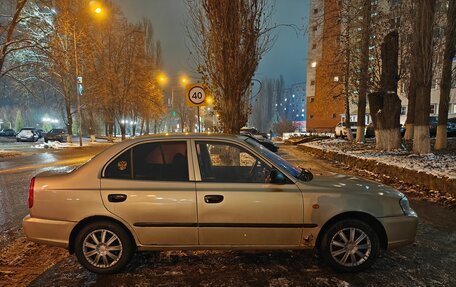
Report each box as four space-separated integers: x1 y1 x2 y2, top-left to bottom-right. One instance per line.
187 85 206 106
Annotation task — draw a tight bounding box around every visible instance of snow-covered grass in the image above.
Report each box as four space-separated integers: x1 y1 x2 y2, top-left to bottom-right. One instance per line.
301 139 456 179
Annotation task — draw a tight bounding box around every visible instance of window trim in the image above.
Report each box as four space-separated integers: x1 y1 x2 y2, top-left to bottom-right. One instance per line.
101 139 194 181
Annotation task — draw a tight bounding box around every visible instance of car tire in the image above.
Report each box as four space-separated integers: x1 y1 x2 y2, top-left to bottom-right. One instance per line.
74 221 135 274
320 219 380 273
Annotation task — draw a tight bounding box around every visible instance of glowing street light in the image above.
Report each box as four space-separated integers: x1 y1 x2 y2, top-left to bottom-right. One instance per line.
180 76 189 86
94 7 102 14
157 72 168 85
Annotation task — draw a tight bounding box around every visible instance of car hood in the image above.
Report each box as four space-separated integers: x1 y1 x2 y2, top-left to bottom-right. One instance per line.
301 173 404 200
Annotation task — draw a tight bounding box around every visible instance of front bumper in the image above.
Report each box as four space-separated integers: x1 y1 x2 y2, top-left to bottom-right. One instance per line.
22 215 76 248
379 214 418 249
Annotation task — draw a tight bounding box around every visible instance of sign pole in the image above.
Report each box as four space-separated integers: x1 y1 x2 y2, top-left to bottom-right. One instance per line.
186 84 208 133
197 106 201 132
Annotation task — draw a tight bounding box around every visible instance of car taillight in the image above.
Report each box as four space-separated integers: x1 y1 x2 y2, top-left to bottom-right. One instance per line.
29 177 35 209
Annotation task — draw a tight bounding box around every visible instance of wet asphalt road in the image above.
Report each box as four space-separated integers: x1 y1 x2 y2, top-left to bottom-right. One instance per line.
1 143 455 286
0 142 110 232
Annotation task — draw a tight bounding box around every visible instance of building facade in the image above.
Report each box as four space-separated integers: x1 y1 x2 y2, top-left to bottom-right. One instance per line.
306 0 345 132
305 0 456 131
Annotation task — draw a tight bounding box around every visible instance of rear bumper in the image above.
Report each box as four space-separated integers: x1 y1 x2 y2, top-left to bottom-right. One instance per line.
22 215 76 248
379 215 418 250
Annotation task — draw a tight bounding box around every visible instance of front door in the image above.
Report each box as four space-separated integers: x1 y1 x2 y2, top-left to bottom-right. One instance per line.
100 140 198 245
193 140 303 246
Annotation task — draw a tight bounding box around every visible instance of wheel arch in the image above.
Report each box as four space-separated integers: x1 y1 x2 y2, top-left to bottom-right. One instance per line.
315 211 388 252
68 215 137 254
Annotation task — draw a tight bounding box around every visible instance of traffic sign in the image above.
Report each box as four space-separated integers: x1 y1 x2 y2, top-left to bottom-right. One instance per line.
186 84 207 107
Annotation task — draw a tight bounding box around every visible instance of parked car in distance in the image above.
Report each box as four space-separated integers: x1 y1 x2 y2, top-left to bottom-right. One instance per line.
36 128 45 139
401 117 455 138
16 128 39 142
243 133 279 152
335 122 357 138
240 126 269 139
0 128 16 136
447 117 456 137
44 129 67 143
23 134 418 274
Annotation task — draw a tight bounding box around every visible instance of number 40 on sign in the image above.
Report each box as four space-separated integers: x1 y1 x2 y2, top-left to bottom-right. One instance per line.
186 85 208 107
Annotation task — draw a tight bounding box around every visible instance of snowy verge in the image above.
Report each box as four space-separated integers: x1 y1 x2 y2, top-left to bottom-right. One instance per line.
33 141 113 149
299 139 456 196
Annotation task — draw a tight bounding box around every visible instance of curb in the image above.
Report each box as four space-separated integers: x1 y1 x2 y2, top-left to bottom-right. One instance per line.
298 144 456 197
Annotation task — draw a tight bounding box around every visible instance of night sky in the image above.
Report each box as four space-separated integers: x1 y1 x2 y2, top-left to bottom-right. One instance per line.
112 0 309 87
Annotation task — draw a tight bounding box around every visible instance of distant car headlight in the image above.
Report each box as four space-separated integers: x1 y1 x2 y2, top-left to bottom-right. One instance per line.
400 197 417 216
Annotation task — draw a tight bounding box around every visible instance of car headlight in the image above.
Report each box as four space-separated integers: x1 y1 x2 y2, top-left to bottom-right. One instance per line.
400 197 417 216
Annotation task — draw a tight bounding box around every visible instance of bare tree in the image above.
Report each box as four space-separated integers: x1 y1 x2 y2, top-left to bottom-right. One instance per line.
187 0 275 133
412 0 436 154
435 0 456 150
0 0 27 76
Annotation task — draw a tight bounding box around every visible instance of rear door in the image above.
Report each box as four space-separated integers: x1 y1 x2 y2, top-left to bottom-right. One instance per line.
100 140 198 245
193 140 303 246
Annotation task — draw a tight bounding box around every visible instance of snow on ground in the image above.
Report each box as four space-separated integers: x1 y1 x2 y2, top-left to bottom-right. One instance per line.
33 140 113 149
301 139 456 179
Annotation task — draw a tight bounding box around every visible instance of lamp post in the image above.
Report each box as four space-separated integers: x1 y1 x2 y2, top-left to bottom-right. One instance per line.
72 3 104 146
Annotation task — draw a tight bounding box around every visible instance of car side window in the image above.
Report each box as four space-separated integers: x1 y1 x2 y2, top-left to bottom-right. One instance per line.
104 149 132 179
196 141 270 183
133 141 189 181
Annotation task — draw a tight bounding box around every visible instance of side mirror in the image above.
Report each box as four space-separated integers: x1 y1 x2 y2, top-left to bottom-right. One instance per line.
299 168 313 182
268 169 287 184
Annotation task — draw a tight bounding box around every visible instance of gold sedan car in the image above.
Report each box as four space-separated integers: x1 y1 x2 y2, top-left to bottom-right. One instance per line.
23 134 418 274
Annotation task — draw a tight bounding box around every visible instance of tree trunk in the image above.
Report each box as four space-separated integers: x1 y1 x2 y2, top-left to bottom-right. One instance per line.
356 0 372 143
65 98 73 143
435 0 456 150
368 32 401 150
344 42 354 141
413 0 436 154
404 3 420 141
119 124 126 140
404 73 417 140
145 117 150 135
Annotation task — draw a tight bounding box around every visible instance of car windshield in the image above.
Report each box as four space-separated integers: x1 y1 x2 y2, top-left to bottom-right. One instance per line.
18 130 33 136
243 136 301 178
50 129 64 134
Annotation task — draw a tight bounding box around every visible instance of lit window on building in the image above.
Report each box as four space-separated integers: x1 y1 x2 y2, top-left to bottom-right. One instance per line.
401 106 407 115
334 76 339 82
311 61 317 68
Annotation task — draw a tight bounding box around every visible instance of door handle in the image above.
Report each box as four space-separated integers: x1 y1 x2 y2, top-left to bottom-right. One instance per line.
108 194 127 203
204 195 224 204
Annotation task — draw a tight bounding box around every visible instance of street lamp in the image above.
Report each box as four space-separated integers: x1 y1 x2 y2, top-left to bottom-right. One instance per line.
73 2 105 146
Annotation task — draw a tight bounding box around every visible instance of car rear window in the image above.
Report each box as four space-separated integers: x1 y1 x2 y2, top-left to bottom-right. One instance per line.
104 141 189 181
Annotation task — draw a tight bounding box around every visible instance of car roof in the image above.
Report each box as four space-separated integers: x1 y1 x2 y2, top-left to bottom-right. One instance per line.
128 133 245 142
